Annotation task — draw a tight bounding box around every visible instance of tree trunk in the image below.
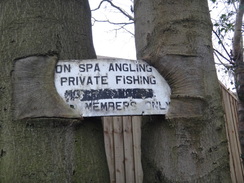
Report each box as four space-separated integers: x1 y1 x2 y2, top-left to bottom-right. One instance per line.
134 0 231 182
232 0 244 163
0 0 109 182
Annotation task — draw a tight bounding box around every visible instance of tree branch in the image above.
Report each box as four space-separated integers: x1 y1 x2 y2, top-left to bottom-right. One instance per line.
92 17 134 25
213 30 234 64
92 17 134 36
92 0 134 21
214 48 234 65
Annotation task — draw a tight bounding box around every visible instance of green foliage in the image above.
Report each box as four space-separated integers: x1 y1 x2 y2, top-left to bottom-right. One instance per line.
211 0 239 36
215 12 235 34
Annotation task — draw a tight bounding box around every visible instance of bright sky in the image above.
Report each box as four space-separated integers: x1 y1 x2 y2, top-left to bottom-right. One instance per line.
209 1 237 90
89 0 136 59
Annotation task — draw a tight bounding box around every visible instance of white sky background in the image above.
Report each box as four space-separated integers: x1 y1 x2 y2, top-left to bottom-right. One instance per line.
209 0 237 91
89 0 136 59
89 0 238 90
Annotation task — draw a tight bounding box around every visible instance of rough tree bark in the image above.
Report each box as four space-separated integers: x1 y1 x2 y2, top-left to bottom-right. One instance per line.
134 0 231 182
0 0 109 182
232 0 244 163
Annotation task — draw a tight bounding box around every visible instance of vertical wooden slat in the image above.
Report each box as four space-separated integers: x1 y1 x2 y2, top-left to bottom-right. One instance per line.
229 94 244 182
223 87 240 182
230 97 244 182
132 116 143 183
222 87 239 182
103 117 116 183
225 120 236 183
123 116 135 183
113 116 125 183
103 115 143 183
220 83 244 183
231 97 243 171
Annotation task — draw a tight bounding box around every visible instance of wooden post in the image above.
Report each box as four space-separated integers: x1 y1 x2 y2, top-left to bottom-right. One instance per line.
123 116 135 183
103 116 143 183
103 117 116 183
132 116 143 183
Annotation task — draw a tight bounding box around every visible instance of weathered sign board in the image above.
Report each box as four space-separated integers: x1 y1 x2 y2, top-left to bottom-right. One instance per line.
55 59 171 117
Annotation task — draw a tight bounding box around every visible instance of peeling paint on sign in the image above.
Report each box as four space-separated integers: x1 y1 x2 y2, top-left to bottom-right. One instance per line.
55 59 171 117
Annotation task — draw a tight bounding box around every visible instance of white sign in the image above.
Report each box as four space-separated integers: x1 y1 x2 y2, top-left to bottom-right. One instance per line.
55 59 171 117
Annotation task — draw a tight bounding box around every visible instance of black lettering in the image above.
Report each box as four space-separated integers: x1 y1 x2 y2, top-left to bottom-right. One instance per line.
85 102 92 109
129 64 136 72
142 76 150 84
151 101 165 110
109 63 114 71
116 102 122 110
87 77 93 85
144 101 166 110
126 76 133 84
122 63 129 71
94 76 100 84
123 101 129 109
152 102 158 109
94 63 100 72
60 76 110 86
75 76 79 85
101 76 108 84
116 76 122 84
147 65 152 72
151 76 156 84
101 102 108 111
108 102 115 110
123 76 126 84
93 102 100 111
79 77 85 85
64 64 71 72
86 64 93 72
138 64 145 72
56 65 62 73
79 64 85 72
68 77 75 85
56 64 71 73
133 76 140 84
145 101 151 110
114 75 156 85
115 63 122 71
60 77 67 86
131 101 136 109
159 102 166 110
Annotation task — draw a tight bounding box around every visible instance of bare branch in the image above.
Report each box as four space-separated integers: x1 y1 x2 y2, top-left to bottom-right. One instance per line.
213 30 234 63
92 17 133 25
92 0 134 21
92 17 134 36
214 50 233 69
113 24 134 36
213 48 234 65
